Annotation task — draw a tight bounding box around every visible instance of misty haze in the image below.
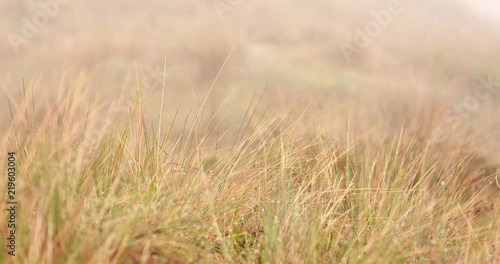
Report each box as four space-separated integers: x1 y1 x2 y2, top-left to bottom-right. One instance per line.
1 1 499 263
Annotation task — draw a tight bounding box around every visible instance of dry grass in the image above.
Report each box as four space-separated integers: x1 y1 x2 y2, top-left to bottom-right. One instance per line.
0 79 498 263
1 1 500 263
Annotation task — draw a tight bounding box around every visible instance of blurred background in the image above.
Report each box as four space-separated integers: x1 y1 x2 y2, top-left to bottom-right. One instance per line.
1 0 500 160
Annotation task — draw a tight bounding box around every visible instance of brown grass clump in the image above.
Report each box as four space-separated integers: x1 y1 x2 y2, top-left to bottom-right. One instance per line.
0 81 498 264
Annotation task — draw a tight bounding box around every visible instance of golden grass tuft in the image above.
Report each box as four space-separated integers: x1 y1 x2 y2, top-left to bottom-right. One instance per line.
0 81 498 264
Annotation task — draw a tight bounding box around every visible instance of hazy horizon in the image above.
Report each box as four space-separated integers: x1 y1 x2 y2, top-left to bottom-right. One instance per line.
1 1 499 263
